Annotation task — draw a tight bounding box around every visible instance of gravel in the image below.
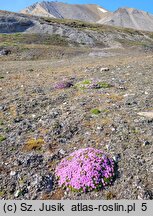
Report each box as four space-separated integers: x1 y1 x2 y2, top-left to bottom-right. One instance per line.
0 49 152 200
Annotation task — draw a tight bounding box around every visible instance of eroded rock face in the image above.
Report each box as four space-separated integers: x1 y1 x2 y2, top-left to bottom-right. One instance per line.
0 15 34 33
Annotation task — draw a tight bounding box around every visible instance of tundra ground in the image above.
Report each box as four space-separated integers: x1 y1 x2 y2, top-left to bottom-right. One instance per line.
0 45 153 200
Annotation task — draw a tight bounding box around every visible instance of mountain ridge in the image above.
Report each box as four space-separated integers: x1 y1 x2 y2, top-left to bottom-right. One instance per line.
97 7 153 32
20 1 108 22
20 1 153 32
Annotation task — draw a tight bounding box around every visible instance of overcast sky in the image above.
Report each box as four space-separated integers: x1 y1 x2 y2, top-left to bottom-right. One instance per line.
0 0 153 14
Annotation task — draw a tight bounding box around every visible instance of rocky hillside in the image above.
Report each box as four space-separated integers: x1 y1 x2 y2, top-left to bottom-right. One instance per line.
1 10 153 49
98 8 153 32
20 1 153 32
20 1 108 22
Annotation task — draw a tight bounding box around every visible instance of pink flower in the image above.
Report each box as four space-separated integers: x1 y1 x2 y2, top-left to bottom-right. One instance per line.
55 148 115 192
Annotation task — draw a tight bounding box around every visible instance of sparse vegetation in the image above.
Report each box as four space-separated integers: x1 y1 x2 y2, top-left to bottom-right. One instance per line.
82 80 91 85
117 38 151 47
75 79 92 89
23 138 45 152
0 33 69 47
91 108 101 115
0 191 5 197
41 17 144 35
108 94 124 102
96 82 112 88
0 120 4 125
0 135 6 142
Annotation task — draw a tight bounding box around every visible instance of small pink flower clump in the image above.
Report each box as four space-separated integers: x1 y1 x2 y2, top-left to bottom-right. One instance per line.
55 148 115 192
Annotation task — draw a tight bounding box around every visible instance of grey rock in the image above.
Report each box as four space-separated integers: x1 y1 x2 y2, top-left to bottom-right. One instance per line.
0 49 11 56
59 149 66 155
14 190 20 198
10 171 17 176
100 67 110 72
113 154 121 162
37 174 53 193
143 141 151 146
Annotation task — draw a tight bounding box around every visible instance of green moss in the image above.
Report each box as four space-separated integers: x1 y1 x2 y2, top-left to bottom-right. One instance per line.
0 120 3 125
67 186 83 193
131 128 140 134
102 109 110 113
104 177 111 183
97 82 112 88
0 135 6 142
91 108 101 115
0 191 5 197
82 80 91 85
75 79 91 89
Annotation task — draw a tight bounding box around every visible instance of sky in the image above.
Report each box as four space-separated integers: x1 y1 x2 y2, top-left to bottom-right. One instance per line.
0 0 153 14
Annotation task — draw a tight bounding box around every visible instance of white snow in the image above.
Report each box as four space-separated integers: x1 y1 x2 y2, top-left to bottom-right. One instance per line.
98 7 107 13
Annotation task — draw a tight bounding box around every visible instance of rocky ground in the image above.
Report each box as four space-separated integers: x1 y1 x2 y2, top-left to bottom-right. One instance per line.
0 47 153 200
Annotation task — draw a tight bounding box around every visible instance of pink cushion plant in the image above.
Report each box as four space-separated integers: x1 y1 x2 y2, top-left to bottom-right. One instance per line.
55 147 115 192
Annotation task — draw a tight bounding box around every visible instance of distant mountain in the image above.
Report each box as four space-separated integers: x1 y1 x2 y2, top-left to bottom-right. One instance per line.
20 2 153 32
97 8 153 32
20 1 108 23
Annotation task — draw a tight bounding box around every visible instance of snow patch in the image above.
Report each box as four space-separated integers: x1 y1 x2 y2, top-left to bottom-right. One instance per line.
98 7 107 13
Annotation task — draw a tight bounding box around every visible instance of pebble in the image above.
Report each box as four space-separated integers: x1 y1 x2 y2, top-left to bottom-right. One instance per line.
97 126 102 130
10 171 16 176
100 67 109 72
111 127 116 132
137 112 153 119
113 154 121 162
106 144 111 150
64 191 68 196
14 190 20 198
143 141 150 146
59 149 66 155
